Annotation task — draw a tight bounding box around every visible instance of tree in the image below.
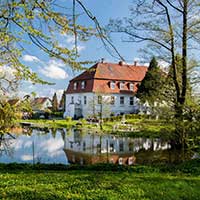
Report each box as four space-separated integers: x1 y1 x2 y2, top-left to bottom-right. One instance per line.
109 0 200 148
52 93 58 112
0 0 123 133
0 101 17 134
59 90 66 112
136 57 164 105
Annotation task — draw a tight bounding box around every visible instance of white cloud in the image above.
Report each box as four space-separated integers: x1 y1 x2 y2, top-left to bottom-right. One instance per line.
39 60 68 80
59 34 85 52
21 155 33 161
39 138 64 157
24 141 32 148
77 45 85 52
65 35 75 44
158 60 170 72
22 55 40 62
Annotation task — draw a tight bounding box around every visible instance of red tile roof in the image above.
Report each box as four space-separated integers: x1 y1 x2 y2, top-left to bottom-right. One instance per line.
66 62 148 94
31 97 52 110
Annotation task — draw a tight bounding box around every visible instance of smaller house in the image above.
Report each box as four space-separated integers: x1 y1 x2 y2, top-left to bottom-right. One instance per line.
31 97 52 113
7 99 21 107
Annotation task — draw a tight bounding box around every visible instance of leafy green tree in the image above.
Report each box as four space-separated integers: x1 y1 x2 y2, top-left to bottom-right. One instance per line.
52 93 58 112
59 91 66 112
109 0 200 148
136 57 164 105
0 101 17 134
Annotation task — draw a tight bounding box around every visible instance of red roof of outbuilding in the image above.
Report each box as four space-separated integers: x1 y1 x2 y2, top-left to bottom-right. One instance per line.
67 62 148 94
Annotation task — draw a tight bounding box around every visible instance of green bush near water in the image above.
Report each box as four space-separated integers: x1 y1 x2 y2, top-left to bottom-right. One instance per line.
0 160 200 200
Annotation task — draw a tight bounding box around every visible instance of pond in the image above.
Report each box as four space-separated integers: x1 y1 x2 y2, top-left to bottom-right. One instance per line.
0 125 192 165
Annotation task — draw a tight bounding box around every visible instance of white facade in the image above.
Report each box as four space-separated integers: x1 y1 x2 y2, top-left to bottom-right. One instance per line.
64 92 140 118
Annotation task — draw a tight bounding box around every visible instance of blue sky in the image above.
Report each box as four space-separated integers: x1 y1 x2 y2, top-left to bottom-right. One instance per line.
18 0 148 100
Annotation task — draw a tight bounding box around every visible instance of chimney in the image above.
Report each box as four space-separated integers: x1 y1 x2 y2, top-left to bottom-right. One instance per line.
118 61 125 66
101 58 105 63
134 61 137 66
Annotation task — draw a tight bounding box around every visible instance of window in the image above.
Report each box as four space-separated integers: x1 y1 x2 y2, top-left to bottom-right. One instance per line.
73 82 77 90
110 96 115 105
98 96 102 104
119 82 125 90
97 143 101 153
130 83 134 91
110 81 115 90
129 143 133 151
83 141 86 151
84 96 87 105
81 81 86 89
110 143 114 152
120 96 124 105
119 142 124 152
130 97 134 105
71 96 74 104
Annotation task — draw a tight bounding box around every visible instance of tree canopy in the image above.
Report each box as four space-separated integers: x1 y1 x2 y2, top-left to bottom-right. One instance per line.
0 0 95 94
52 92 58 112
136 57 164 105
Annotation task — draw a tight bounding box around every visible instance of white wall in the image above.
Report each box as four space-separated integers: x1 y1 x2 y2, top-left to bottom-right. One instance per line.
64 92 140 118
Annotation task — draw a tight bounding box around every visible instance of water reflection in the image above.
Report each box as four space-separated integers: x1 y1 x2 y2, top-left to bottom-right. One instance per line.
63 129 171 165
0 127 67 164
0 126 191 165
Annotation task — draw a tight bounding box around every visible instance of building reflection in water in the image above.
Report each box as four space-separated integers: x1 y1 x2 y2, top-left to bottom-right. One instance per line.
63 128 171 165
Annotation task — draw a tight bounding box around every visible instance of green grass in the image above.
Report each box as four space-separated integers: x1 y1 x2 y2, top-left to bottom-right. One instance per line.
19 119 77 129
0 161 200 200
19 116 175 139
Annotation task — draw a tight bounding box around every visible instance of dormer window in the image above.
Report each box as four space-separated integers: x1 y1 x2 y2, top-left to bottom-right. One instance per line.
74 82 77 90
130 83 134 91
81 81 86 89
119 82 125 90
110 81 115 90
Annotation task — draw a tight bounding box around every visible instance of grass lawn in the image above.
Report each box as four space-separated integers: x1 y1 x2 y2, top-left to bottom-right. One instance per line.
0 161 200 200
19 115 175 139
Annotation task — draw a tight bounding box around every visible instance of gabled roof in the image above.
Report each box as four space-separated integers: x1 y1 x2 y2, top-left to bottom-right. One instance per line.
31 97 51 105
31 97 52 111
71 62 147 81
67 62 148 94
8 99 20 106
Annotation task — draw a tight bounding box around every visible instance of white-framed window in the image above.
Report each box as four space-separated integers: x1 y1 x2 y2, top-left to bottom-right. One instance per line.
110 96 115 105
98 96 102 104
119 142 124 152
119 82 125 90
110 143 114 152
81 81 86 89
120 96 124 105
73 82 77 90
130 97 134 105
110 81 115 90
84 96 87 105
71 96 74 104
130 83 134 91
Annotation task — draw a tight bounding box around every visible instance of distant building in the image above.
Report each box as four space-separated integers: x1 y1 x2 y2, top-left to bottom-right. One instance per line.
7 98 21 106
31 97 52 112
64 61 148 118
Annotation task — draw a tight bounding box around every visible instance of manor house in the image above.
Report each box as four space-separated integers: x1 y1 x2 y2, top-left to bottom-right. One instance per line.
64 61 148 119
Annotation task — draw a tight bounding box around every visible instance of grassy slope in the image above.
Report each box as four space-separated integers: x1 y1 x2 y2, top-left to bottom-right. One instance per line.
0 161 200 200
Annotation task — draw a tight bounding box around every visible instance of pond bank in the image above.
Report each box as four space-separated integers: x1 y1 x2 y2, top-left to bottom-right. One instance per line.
19 117 174 139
